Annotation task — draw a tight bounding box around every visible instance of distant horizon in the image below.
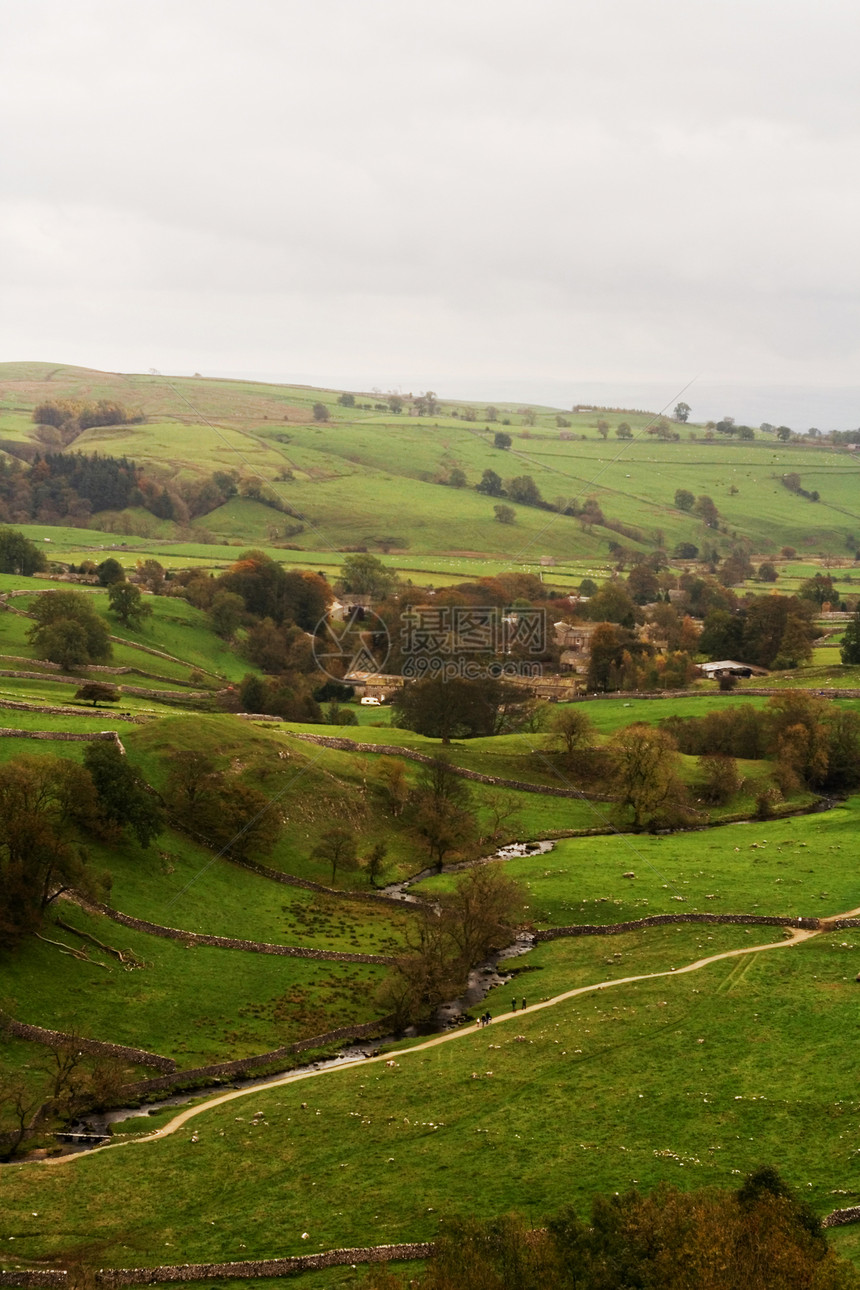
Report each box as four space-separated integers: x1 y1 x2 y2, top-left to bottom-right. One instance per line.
210 370 860 433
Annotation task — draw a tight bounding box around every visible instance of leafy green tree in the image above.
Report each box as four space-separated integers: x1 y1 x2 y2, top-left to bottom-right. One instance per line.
798 572 835 607
213 780 283 860
107 581 152 629
96 557 124 586
674 401 691 421
841 606 860 664
759 561 779 582
83 742 163 848
583 582 637 626
74 682 120 707
209 589 244 638
165 750 219 830
616 422 632 439
506 475 542 506
674 488 695 510
340 552 397 599
493 503 516 524
27 591 112 669
337 392 355 407
447 468 467 488
393 677 515 745
492 430 510 449
312 402 330 421
239 672 268 712
0 528 47 576
476 468 504 497
699 608 744 660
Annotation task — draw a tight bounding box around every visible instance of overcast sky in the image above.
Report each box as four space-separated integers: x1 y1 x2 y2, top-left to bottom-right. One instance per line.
2 1 859 425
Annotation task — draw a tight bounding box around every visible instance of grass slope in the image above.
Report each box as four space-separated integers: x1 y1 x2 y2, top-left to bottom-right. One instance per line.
4 925 860 1271
3 362 860 560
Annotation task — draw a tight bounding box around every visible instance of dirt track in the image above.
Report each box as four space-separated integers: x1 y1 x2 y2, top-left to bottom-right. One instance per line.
31 908 854 1168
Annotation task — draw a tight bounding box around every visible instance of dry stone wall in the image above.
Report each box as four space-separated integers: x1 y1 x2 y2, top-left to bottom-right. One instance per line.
0 698 142 721
229 854 425 910
534 912 820 941
0 729 125 749
284 731 616 800
64 893 395 964
0 1014 175 1072
119 1015 398 1096
0 1245 435 1286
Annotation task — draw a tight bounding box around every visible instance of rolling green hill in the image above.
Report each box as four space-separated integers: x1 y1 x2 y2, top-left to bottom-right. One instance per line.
3 363 859 568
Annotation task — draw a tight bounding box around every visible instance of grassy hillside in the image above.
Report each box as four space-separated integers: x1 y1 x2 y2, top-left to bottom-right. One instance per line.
4 923 860 1273
3 362 859 565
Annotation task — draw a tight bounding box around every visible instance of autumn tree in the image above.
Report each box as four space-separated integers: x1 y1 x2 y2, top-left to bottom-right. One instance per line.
697 754 742 805
411 756 476 868
377 756 409 816
551 707 598 775
0 755 104 946
312 827 358 884
364 840 388 887
440 864 523 967
611 723 688 830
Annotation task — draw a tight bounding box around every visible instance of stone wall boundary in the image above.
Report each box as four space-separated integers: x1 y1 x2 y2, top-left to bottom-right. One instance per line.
282 731 616 800
0 729 125 751
62 893 396 964
117 1015 399 1096
0 1014 175 1072
0 698 143 722
227 855 427 910
0 671 208 701
0 1244 435 1286
534 912 820 941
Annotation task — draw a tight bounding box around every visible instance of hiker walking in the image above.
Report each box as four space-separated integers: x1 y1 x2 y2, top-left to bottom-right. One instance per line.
521 997 527 1010
512 998 517 1012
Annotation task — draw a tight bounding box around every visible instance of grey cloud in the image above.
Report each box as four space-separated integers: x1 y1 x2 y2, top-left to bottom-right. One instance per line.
1 0 859 422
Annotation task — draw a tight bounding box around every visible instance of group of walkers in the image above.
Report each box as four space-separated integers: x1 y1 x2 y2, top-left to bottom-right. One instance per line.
476 998 527 1028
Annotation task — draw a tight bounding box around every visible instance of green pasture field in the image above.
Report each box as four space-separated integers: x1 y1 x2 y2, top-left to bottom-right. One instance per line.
123 716 610 882
94 827 415 955
6 362 860 560
416 796 860 924
5 926 860 1271
0 902 390 1070
4 589 240 685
